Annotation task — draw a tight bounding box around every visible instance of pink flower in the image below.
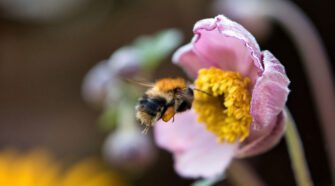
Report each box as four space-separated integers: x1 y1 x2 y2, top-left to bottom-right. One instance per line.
154 15 290 178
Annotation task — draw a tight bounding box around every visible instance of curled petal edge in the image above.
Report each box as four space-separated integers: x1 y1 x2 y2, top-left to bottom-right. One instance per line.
193 15 263 73
236 111 286 158
173 15 265 83
251 50 290 130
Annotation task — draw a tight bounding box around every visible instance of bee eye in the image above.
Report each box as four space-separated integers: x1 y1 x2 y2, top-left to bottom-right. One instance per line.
176 100 192 112
187 87 194 96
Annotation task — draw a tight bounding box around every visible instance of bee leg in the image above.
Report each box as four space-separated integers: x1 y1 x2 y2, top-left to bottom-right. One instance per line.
142 127 150 134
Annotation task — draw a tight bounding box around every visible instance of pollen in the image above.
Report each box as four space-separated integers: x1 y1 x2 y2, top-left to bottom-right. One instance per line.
193 68 252 143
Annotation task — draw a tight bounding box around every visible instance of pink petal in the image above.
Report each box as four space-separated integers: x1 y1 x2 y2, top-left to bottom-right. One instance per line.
154 110 199 153
174 137 238 178
172 44 212 78
174 15 263 85
235 111 286 158
251 50 290 130
154 110 238 178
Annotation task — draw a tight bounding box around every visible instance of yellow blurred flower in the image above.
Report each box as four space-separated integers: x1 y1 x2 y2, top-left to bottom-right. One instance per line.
0 149 128 186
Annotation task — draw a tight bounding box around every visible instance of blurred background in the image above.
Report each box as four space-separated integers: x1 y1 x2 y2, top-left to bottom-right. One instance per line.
0 0 333 185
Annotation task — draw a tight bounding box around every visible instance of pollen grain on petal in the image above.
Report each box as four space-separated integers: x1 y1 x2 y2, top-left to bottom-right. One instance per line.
193 68 252 143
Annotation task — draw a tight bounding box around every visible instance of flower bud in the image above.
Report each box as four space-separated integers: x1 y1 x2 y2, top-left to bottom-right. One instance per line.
107 47 142 77
103 127 156 173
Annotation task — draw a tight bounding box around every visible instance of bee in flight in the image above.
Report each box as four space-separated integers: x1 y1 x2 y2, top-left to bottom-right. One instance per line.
134 78 195 133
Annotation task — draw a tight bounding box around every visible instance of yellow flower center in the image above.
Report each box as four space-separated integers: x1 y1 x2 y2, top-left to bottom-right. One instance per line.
193 67 252 143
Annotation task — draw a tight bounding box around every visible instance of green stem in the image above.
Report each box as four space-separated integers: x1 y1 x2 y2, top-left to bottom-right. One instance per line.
191 174 225 186
285 108 313 186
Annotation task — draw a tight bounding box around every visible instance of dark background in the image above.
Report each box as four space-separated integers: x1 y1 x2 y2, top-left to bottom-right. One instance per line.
0 0 333 185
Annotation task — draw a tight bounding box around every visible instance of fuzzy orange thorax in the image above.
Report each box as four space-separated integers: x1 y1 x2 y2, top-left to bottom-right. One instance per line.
154 78 187 92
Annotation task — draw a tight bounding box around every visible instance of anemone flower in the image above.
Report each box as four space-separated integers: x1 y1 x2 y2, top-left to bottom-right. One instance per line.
154 15 290 178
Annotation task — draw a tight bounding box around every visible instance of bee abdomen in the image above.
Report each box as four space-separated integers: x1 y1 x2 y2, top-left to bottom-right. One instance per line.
137 95 167 116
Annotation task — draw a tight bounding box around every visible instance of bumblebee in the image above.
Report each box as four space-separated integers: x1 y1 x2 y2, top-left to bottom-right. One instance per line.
135 78 194 132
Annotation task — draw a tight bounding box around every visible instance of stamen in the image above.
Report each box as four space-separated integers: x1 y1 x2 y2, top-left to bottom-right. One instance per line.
193 68 252 143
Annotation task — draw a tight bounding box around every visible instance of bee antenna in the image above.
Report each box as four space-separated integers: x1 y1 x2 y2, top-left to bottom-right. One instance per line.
193 88 213 97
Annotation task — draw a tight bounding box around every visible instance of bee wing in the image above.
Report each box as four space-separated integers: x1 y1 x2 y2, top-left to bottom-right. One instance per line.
124 78 154 88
